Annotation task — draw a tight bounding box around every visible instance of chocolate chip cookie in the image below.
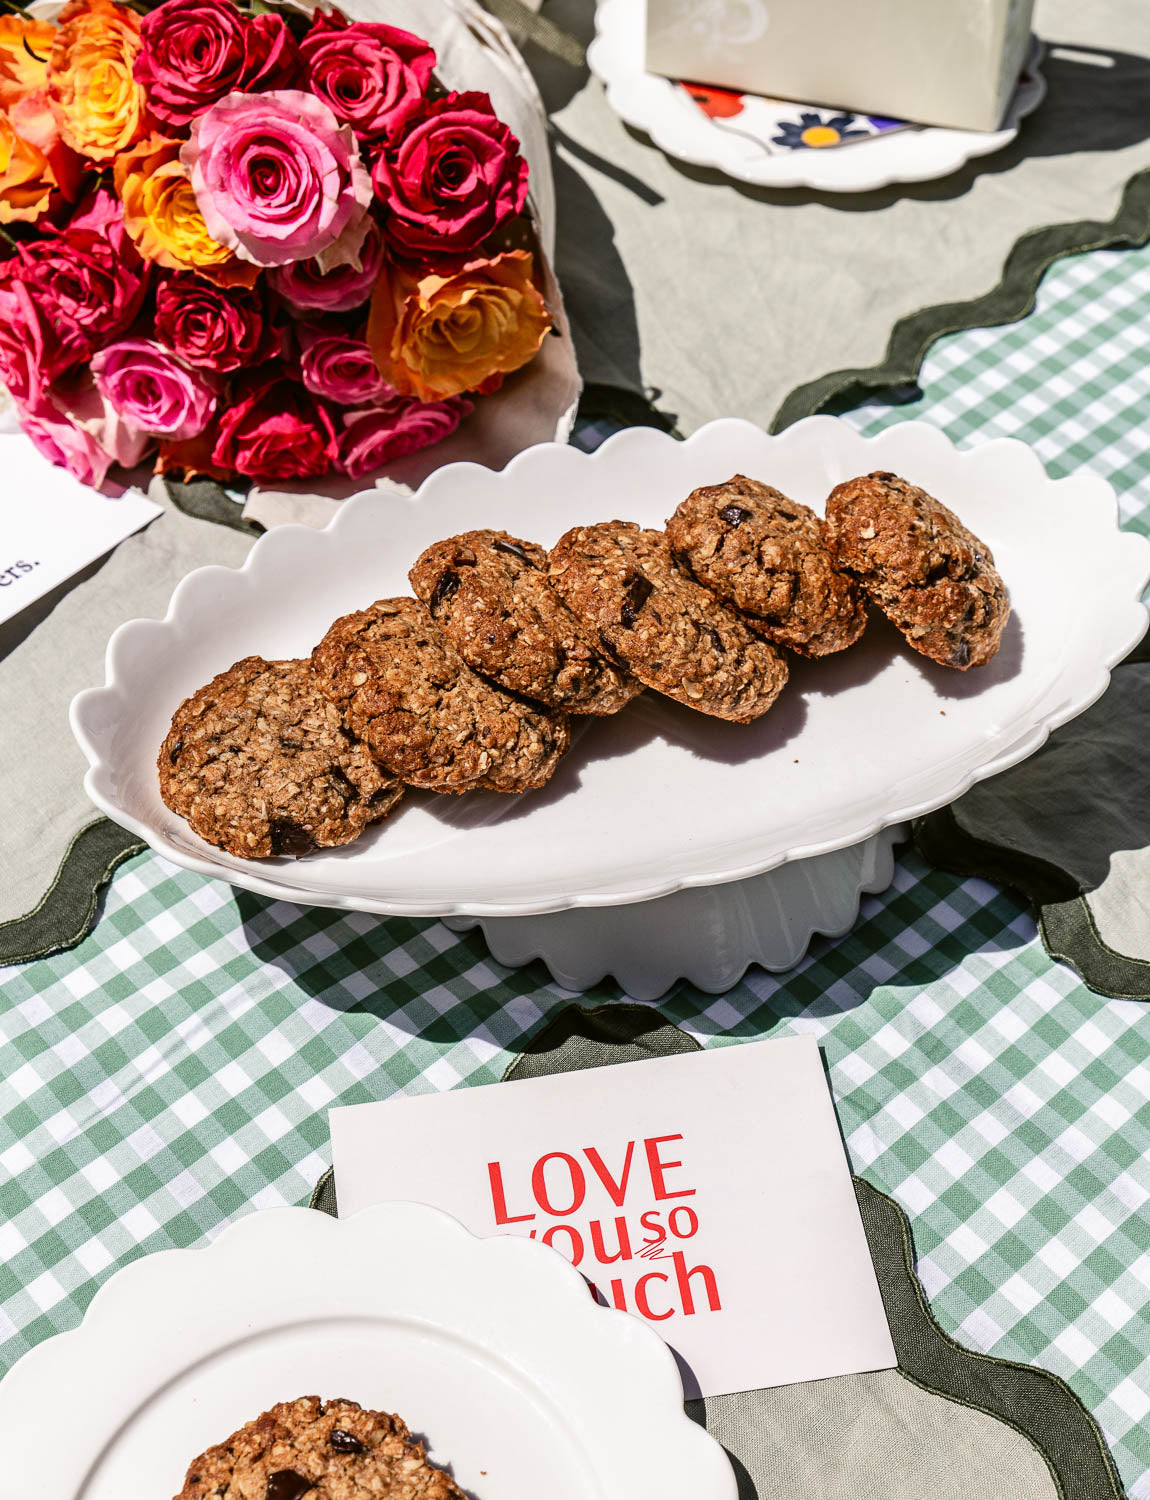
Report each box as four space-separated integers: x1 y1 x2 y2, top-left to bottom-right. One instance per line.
312 597 570 793
547 522 788 721
173 1395 466 1500
157 657 403 860
667 475 867 657
825 471 1009 668
409 529 642 714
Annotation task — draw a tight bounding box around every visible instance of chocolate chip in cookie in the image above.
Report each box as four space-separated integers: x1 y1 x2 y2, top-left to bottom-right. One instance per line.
410 529 641 714
173 1395 466 1500
825 471 1008 669
157 657 403 860
548 522 788 721
667 475 867 657
312 597 570 794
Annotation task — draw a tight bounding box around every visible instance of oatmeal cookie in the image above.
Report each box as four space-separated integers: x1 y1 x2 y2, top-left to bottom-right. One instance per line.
173 1395 466 1500
825 471 1009 668
158 657 403 860
666 475 867 657
312 597 570 793
410 528 642 714
547 522 788 721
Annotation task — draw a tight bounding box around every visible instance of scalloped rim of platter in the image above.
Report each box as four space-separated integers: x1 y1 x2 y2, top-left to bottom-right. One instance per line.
71 416 1150 918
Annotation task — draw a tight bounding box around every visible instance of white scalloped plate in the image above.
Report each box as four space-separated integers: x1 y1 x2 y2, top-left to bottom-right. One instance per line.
70 416 1150 918
588 0 1046 192
0 1202 735 1499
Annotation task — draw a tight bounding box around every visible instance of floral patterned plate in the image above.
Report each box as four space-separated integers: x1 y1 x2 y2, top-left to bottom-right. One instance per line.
588 0 1045 192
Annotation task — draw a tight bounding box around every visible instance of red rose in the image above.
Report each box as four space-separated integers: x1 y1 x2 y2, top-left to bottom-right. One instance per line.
373 91 528 259
211 365 337 483
299 10 434 143
154 275 280 373
7 189 149 354
135 0 298 128
0 275 85 412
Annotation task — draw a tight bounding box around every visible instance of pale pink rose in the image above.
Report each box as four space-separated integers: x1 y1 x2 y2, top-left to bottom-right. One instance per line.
58 374 156 470
298 324 395 405
268 216 384 314
336 396 469 478
91 338 217 440
181 89 373 270
18 402 116 488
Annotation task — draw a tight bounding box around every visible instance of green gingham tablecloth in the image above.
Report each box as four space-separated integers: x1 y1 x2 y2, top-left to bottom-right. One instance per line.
2 241 1150 1492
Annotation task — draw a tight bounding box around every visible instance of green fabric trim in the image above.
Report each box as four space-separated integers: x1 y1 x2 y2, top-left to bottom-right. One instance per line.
913 805 1080 910
1040 898 1150 1003
577 383 682 437
774 168 1150 429
309 1003 1127 1498
857 1177 1125 1500
162 478 261 536
0 818 144 966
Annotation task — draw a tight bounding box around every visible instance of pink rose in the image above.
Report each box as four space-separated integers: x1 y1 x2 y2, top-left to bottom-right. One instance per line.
336 396 469 478
154 274 280 372
92 338 218 441
136 0 299 127
211 365 337 482
298 324 394 405
0 277 84 413
373 91 528 259
268 216 384 314
299 11 434 143
6 188 149 354
55 372 156 470
182 90 373 270
19 402 116 489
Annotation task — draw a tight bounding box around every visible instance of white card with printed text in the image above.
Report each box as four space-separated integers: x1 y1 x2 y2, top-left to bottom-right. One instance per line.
0 435 162 628
330 1035 896 1398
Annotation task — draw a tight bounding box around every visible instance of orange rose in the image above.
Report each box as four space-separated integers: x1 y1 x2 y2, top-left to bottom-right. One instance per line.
114 133 234 272
0 87 81 223
48 0 146 163
367 249 552 402
0 15 56 109
0 112 54 223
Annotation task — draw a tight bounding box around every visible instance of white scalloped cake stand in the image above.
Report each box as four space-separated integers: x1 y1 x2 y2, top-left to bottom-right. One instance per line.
445 825 906 997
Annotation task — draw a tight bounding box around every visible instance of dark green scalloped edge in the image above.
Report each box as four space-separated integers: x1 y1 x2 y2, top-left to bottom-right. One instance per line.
857 1175 1125 1500
0 819 143 967
309 1004 1127 1499
774 167 1150 431
914 808 1150 1002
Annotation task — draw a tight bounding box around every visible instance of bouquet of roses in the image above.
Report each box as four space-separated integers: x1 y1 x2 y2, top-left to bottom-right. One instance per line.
0 0 558 489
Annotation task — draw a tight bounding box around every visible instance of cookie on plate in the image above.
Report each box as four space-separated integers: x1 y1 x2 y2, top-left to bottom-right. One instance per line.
158 656 403 860
825 471 1009 669
666 474 867 657
312 597 570 793
410 528 642 714
173 1394 465 1500
547 521 788 721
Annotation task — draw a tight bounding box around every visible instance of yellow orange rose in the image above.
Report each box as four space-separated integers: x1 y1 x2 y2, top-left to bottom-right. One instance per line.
367 249 553 402
114 134 235 272
0 111 54 223
48 0 145 163
0 15 56 109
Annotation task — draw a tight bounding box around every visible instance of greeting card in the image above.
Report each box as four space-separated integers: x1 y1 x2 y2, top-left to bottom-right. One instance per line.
330 1034 896 1398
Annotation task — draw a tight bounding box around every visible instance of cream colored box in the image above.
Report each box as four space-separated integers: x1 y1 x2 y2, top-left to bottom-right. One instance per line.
645 0 1036 132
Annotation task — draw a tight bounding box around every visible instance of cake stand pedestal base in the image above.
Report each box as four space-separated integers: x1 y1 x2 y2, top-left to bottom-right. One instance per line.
444 826 908 999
